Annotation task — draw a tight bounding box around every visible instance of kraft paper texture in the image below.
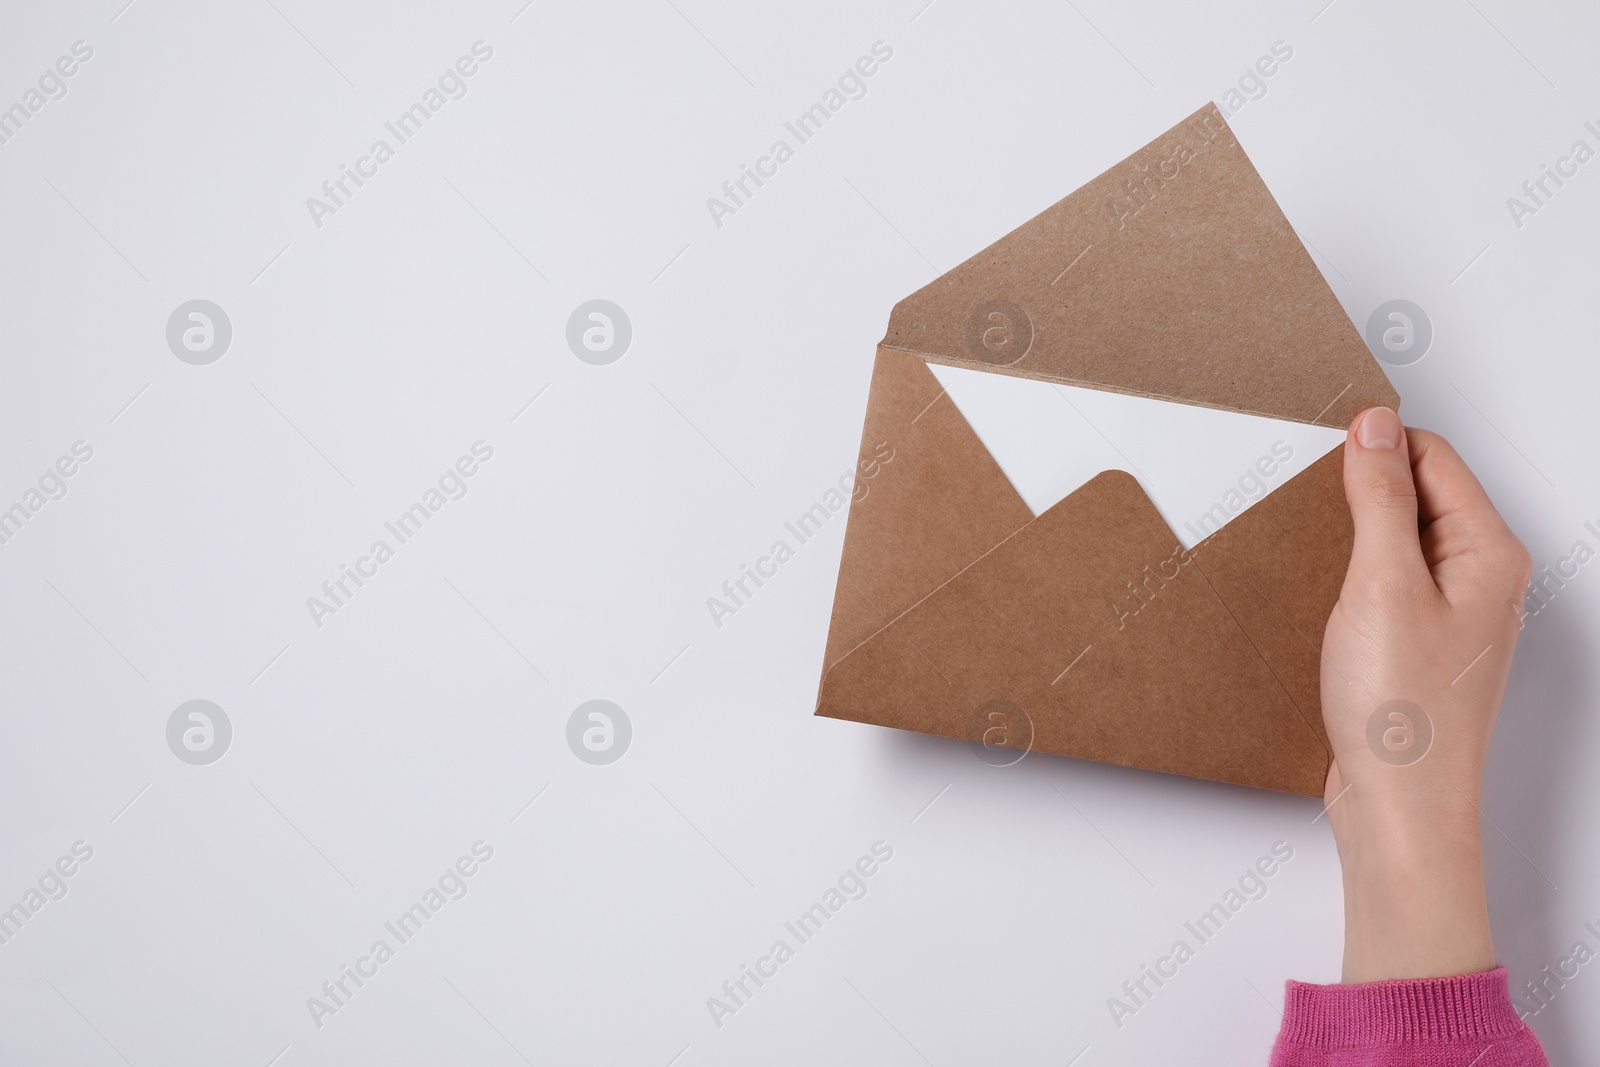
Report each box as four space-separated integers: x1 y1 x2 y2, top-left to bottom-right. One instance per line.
815 103 1400 796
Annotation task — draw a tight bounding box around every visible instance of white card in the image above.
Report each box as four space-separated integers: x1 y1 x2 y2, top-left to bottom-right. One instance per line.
927 363 1347 549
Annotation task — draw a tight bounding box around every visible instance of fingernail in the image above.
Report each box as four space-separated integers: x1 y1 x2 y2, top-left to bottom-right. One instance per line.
1357 407 1402 450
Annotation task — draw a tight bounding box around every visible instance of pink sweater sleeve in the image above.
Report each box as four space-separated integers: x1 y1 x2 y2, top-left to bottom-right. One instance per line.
1269 966 1548 1067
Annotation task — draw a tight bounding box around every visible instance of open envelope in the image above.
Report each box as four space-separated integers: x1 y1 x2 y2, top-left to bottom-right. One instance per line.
814 103 1399 796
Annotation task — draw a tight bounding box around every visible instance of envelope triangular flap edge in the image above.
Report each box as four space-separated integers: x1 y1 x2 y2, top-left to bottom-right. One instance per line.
878 102 1398 430
816 458 1333 795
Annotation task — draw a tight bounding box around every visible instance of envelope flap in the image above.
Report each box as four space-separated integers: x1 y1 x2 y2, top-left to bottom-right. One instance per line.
817 469 1330 795
880 103 1397 429
821 347 1034 674
1188 444 1352 759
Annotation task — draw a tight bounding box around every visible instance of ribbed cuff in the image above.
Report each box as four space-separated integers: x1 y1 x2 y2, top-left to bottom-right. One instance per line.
1278 966 1527 1049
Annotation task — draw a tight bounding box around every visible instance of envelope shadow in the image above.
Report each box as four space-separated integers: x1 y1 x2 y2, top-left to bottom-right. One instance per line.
884 724 1320 845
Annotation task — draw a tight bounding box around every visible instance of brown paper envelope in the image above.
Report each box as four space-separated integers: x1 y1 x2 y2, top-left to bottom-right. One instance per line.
814 103 1397 796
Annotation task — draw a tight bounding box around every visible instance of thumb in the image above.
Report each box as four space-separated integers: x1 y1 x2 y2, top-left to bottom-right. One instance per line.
1343 407 1427 584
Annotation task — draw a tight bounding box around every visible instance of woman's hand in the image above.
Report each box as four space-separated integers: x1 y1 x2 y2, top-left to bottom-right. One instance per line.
1319 406 1531 983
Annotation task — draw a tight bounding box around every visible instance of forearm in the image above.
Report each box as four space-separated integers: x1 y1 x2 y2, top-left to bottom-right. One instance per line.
1332 800 1493 983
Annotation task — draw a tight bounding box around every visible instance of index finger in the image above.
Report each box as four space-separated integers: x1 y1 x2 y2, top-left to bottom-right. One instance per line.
1408 429 1501 521
1406 427 1527 583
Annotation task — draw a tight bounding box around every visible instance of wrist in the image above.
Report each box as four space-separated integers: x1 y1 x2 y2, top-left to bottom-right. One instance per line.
1328 783 1481 853
1330 794 1493 983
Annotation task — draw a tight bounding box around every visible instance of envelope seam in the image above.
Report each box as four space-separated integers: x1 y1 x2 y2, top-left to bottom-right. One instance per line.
816 511 1037 692
880 344 1352 429
1190 556 1333 766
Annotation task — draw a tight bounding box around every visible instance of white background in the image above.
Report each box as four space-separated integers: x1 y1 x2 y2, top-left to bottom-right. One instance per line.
0 1 1596 1064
